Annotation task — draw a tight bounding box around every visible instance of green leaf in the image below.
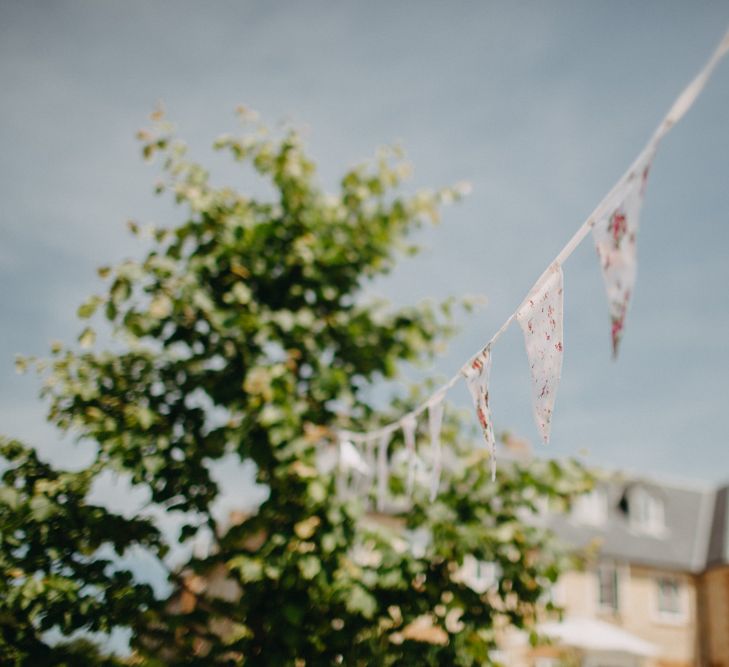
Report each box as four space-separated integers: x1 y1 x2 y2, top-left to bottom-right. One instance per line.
228 556 264 582
77 296 103 320
345 586 377 619
29 495 54 521
78 327 96 349
298 555 321 580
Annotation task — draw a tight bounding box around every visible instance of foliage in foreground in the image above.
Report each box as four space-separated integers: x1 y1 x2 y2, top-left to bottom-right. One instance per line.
1 109 592 665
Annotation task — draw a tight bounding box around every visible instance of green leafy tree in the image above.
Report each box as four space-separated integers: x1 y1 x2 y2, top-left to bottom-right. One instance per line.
2 108 592 665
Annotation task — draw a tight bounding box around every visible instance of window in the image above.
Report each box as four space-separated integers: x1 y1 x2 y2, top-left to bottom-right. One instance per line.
656 576 684 619
597 562 619 612
629 487 665 535
573 487 608 525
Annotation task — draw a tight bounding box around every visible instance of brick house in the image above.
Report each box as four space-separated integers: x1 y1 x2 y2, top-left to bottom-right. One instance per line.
502 471 729 667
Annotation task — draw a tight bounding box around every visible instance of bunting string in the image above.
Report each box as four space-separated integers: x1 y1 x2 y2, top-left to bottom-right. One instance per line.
335 27 729 499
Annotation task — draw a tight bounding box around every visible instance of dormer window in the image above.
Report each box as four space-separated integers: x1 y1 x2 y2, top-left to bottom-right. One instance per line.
628 486 665 536
573 487 608 526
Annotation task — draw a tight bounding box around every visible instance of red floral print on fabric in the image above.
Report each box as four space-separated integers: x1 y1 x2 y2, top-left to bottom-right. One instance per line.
516 264 564 445
610 298 629 358
592 148 653 358
608 209 628 249
461 345 497 481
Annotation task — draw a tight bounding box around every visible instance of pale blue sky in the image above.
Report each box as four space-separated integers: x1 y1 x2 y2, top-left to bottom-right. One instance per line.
2 1 729 494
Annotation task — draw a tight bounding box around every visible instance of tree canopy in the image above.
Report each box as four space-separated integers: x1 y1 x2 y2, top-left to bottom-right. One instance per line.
2 108 592 666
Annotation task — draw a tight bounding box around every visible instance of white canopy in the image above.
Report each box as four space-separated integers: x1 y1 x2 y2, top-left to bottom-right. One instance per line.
538 617 658 657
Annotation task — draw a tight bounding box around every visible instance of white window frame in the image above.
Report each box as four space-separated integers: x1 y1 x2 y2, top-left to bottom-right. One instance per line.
652 575 688 624
595 561 621 613
629 487 665 536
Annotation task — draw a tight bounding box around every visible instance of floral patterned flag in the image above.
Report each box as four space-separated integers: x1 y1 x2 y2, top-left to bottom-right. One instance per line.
401 414 418 496
461 345 497 481
428 394 445 501
516 264 565 444
592 149 653 357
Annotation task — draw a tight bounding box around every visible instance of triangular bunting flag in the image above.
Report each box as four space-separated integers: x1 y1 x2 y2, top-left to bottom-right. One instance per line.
592 148 653 357
461 345 497 481
516 263 565 444
338 438 371 476
401 414 418 496
351 437 377 496
336 438 370 499
428 394 445 501
376 433 390 511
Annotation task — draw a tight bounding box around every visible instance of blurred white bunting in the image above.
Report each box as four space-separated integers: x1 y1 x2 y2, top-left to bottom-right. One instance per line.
428 394 445 501
401 414 418 496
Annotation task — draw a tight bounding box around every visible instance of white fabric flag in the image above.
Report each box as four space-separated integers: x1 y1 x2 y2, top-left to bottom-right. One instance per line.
337 438 370 499
461 345 497 481
351 437 377 496
401 414 418 496
516 264 565 444
364 438 376 473
339 439 370 476
592 148 653 357
376 433 390 511
428 394 445 501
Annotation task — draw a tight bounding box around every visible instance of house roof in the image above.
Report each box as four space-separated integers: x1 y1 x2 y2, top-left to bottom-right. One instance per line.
542 471 722 573
707 484 729 567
